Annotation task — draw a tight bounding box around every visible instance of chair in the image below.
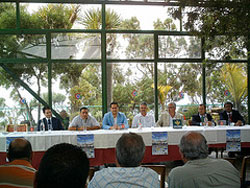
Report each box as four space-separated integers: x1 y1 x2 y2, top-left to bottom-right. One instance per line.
240 155 250 188
223 157 237 167
142 165 166 188
88 167 100 183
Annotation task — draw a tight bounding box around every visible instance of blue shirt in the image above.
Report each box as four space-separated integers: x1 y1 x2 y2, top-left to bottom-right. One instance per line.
88 166 160 188
102 112 129 129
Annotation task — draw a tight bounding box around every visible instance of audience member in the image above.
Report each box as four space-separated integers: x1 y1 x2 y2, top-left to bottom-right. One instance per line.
34 143 89 188
88 132 160 187
156 102 184 127
168 132 240 188
102 102 129 130
0 138 36 188
132 102 155 128
37 106 64 131
68 107 100 131
220 102 245 126
60 110 70 130
191 104 216 126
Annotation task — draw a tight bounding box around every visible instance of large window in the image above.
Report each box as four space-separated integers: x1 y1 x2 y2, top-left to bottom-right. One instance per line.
0 1 249 127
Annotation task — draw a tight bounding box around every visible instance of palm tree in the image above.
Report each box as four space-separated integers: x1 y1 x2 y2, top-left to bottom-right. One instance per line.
221 64 247 112
79 8 121 106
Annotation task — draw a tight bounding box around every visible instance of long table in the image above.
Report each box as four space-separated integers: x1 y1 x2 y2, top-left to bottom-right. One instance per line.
1 126 250 169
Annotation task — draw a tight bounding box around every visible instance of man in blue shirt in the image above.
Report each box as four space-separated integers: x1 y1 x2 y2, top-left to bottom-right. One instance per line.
88 133 160 188
102 102 129 130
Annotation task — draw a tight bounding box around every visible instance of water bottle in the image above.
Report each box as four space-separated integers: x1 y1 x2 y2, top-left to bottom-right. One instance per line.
40 121 45 132
138 117 143 130
204 114 208 126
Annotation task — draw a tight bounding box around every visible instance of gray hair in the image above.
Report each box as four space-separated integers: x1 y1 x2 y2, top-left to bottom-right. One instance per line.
116 132 145 167
168 102 176 108
179 132 208 160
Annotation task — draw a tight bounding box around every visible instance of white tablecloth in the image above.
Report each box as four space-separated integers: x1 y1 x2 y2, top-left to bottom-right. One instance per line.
1 126 250 152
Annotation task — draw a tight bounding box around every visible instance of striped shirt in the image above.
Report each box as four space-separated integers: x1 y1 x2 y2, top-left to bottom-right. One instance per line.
0 159 36 188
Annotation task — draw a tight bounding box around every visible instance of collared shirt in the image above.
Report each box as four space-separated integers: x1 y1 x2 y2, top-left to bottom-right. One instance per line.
69 115 100 128
168 158 240 188
0 159 36 188
88 166 160 188
102 112 129 129
156 111 184 127
132 113 155 128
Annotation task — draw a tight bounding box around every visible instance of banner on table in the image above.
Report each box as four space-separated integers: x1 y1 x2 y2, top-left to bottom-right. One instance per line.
226 130 241 152
152 132 168 155
77 134 94 158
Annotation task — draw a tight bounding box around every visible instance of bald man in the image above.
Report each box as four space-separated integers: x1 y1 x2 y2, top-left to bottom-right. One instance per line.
168 132 240 188
0 138 36 188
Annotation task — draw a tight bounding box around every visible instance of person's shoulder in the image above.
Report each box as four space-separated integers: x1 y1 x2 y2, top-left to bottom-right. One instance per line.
118 112 126 116
140 166 159 176
133 114 141 118
104 112 111 116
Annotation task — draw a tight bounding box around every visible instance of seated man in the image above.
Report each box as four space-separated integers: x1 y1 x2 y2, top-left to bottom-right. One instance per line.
88 132 160 187
0 138 36 188
220 102 244 126
132 102 155 128
38 106 64 131
34 143 89 188
191 104 215 126
102 102 129 130
156 102 184 127
168 132 240 188
68 107 100 131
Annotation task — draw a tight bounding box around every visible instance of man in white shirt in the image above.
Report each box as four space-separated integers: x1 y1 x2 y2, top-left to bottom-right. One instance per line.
132 102 155 128
68 107 100 131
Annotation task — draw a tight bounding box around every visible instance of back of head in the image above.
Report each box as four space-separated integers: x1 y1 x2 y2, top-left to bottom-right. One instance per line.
35 143 89 188
7 138 32 162
116 132 145 167
179 132 208 160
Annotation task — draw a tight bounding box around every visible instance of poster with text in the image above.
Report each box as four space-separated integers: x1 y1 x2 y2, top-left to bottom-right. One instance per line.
77 134 94 158
226 130 241 152
152 132 168 155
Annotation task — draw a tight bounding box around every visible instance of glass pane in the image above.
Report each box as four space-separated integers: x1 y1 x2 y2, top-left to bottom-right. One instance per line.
206 63 247 123
0 34 46 59
158 36 201 58
107 5 180 30
0 3 16 29
0 63 48 130
51 33 101 60
107 33 154 59
205 36 247 60
21 3 101 29
52 63 102 128
158 63 202 121
110 62 154 127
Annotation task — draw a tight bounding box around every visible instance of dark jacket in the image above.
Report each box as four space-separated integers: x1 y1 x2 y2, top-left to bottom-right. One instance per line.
219 110 245 125
191 113 215 126
37 117 64 131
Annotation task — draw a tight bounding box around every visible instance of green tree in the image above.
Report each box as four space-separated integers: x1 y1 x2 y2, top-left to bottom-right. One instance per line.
78 8 121 107
221 64 247 112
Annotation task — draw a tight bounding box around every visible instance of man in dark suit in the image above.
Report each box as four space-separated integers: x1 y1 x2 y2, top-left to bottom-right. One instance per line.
191 104 215 126
37 106 64 131
220 102 244 126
